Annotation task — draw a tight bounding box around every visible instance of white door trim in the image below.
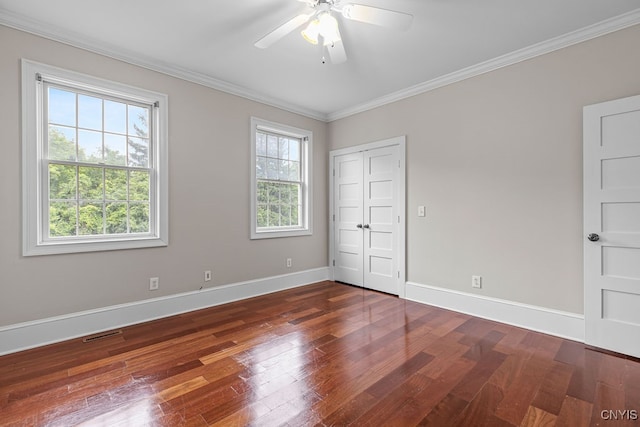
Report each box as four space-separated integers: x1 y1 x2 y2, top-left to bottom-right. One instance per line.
329 136 406 297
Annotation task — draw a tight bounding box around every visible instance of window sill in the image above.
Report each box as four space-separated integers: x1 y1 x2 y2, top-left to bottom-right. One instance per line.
23 236 168 256
250 228 312 240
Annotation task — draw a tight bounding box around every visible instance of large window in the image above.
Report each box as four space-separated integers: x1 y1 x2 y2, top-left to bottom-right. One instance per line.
250 117 312 239
22 60 168 255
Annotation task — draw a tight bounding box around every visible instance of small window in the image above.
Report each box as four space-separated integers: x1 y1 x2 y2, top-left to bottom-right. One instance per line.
251 117 312 239
22 60 168 255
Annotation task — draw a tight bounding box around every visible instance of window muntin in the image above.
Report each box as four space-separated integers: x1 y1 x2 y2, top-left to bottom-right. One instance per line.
45 83 153 239
251 118 312 239
22 60 168 255
255 130 302 230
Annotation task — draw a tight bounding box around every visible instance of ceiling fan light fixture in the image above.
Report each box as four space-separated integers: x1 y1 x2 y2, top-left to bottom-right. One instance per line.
255 1 413 64
317 12 341 44
302 12 340 46
301 18 320 44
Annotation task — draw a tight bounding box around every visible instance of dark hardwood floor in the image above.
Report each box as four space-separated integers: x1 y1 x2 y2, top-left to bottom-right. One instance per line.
1 281 639 426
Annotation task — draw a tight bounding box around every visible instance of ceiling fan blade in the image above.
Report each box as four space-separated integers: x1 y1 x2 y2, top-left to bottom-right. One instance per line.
255 13 312 49
341 4 413 31
327 40 347 64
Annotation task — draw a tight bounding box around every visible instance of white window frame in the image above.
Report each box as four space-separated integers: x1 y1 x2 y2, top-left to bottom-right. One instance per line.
21 59 169 256
250 117 313 239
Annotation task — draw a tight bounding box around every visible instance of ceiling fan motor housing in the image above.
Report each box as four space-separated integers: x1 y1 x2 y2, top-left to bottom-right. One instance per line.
315 0 333 11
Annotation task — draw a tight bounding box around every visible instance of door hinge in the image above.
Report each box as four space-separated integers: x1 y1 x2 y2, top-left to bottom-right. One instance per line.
332 260 335 266
398 160 401 168
333 169 335 177
398 216 400 223
35 73 42 82
398 271 400 278
333 214 335 221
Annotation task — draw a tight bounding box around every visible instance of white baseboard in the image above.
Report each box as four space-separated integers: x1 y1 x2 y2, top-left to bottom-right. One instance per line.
0 267 330 356
405 281 585 342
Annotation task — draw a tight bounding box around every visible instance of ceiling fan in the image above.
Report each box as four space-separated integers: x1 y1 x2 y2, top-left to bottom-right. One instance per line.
254 0 413 64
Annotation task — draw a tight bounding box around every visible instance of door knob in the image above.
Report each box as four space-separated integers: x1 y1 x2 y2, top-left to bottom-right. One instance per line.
356 224 363 229
587 233 600 242
363 224 370 229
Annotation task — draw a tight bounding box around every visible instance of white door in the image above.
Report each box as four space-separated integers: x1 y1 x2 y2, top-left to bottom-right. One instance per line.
331 138 405 296
334 152 364 287
584 94 640 358
363 146 399 294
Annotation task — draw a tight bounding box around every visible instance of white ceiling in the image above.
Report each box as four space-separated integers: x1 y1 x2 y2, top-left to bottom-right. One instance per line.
1 0 640 121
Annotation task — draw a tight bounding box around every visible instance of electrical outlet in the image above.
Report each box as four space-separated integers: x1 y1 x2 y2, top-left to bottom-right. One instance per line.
286 258 292 268
471 275 482 289
149 277 159 291
418 205 426 217
204 270 212 282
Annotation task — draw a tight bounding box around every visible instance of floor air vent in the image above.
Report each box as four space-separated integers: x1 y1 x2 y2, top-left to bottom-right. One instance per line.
82 330 123 343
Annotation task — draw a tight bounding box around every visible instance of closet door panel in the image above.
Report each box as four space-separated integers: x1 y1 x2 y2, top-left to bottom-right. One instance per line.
363 146 399 295
333 152 364 286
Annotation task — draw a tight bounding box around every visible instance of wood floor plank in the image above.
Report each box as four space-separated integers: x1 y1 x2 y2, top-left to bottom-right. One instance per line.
365 351 434 399
396 356 477 425
493 325 530 355
417 392 469 426
316 390 378 425
519 405 557 427
417 335 468 379
589 382 633 427
357 373 433 426
75 399 164 426
452 382 505 426
530 361 574 415
488 352 530 392
555 396 593 427
494 353 553 425
157 375 209 401
450 349 508 401
463 330 506 361
596 351 628 390
624 359 640 411
2 369 70 401
0 281 638 426
566 349 603 403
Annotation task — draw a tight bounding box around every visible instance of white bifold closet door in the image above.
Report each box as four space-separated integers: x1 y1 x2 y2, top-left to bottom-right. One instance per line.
333 144 401 295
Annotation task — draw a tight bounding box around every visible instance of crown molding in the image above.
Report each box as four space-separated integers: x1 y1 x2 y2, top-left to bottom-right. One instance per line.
327 8 640 122
0 9 329 122
2 7 639 123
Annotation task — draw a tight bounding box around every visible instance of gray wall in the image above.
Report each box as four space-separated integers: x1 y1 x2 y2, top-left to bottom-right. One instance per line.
329 24 640 315
2 23 639 327
0 26 328 326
